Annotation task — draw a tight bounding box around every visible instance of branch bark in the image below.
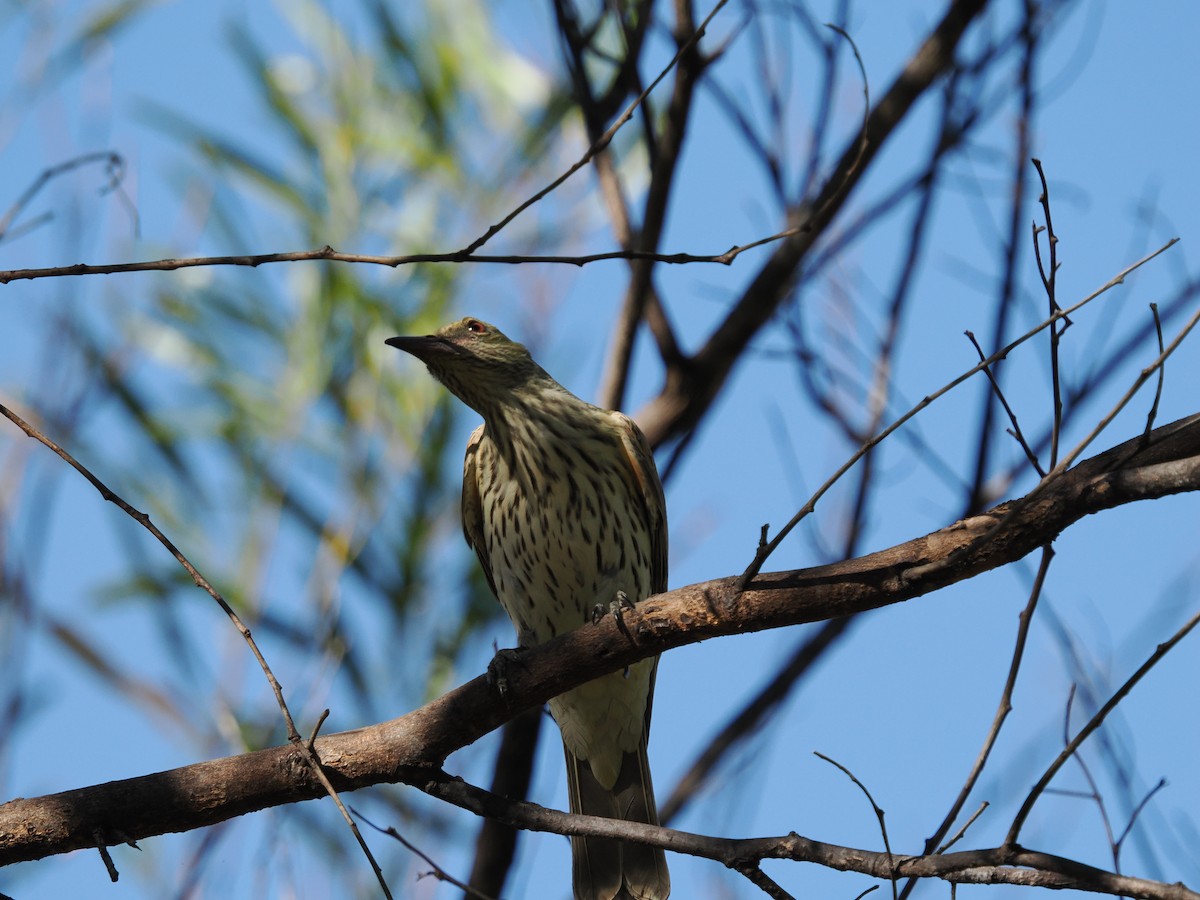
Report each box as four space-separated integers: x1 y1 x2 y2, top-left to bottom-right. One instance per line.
2 412 1198 867
423 776 1200 900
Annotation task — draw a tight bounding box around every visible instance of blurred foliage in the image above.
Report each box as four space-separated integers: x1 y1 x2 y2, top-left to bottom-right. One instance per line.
6 1 1198 897
2 0 580 888
99 0 576 717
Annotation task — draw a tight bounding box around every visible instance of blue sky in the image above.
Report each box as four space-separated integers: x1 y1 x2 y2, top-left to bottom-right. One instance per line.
3 1 1200 898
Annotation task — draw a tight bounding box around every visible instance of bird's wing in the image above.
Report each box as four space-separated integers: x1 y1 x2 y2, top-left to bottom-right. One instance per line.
462 423 499 601
614 412 668 737
613 413 668 595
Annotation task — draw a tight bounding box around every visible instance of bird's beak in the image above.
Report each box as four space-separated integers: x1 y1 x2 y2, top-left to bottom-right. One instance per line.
385 334 454 362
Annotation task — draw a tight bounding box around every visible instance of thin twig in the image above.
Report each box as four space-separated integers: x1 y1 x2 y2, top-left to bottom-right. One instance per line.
661 615 850 821
815 752 898 899
734 862 797 900
598 0 709 410
937 802 989 855
1032 158 1067 469
735 238 1178 593
0 231 834 284
994 277 1200 510
0 402 394 899
911 545 1052 880
694 19 873 267
1006 604 1200 846
92 830 120 882
1143 303 1165 439
1058 686 1124 870
356 809 496 900
307 709 331 753
0 151 130 243
0 404 286 715
965 17 1038 515
902 281 1200 588
460 0 729 255
1116 779 1167 854
965 330 1045 476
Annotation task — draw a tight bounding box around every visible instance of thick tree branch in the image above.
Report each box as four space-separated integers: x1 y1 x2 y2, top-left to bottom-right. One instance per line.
1 413 1198 867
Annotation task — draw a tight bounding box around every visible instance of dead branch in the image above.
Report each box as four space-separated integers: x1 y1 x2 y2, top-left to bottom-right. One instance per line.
1 413 1197 871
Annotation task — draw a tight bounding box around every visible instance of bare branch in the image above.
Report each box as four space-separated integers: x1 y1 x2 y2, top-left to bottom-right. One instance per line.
966 329 1045 477
816 752 898 900
357 809 495 900
905 545 1053 898
421 776 1199 900
2 412 1198 869
1032 157 1067 470
0 151 132 244
462 0 729 256
638 0 994 448
0 244 746 284
0 401 394 898
1006 596 1200 846
1144 302 1166 438
736 239 1178 590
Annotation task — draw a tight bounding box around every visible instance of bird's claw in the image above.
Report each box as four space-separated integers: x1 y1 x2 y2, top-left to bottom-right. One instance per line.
486 646 530 702
591 590 636 626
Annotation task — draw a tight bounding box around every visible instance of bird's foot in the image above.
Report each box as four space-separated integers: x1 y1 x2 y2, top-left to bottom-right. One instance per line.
486 646 530 702
613 589 637 618
591 590 636 626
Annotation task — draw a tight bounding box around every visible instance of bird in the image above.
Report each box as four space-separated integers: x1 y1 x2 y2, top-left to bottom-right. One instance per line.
387 316 670 900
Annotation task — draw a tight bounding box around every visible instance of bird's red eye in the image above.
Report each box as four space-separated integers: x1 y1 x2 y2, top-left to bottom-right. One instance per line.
465 319 487 334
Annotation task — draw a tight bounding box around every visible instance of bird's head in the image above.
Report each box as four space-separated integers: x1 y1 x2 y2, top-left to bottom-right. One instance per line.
386 317 547 415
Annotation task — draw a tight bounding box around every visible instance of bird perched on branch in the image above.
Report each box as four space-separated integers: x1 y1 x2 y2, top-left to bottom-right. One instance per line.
387 317 670 900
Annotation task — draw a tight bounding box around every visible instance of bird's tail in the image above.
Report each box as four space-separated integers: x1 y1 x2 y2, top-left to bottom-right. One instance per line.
564 736 671 900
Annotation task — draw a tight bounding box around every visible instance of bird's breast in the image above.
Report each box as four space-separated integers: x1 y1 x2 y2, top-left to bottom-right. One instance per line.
476 426 652 646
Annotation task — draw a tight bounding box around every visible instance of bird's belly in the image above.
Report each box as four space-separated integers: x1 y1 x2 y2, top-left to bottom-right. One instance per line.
475 434 659 785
